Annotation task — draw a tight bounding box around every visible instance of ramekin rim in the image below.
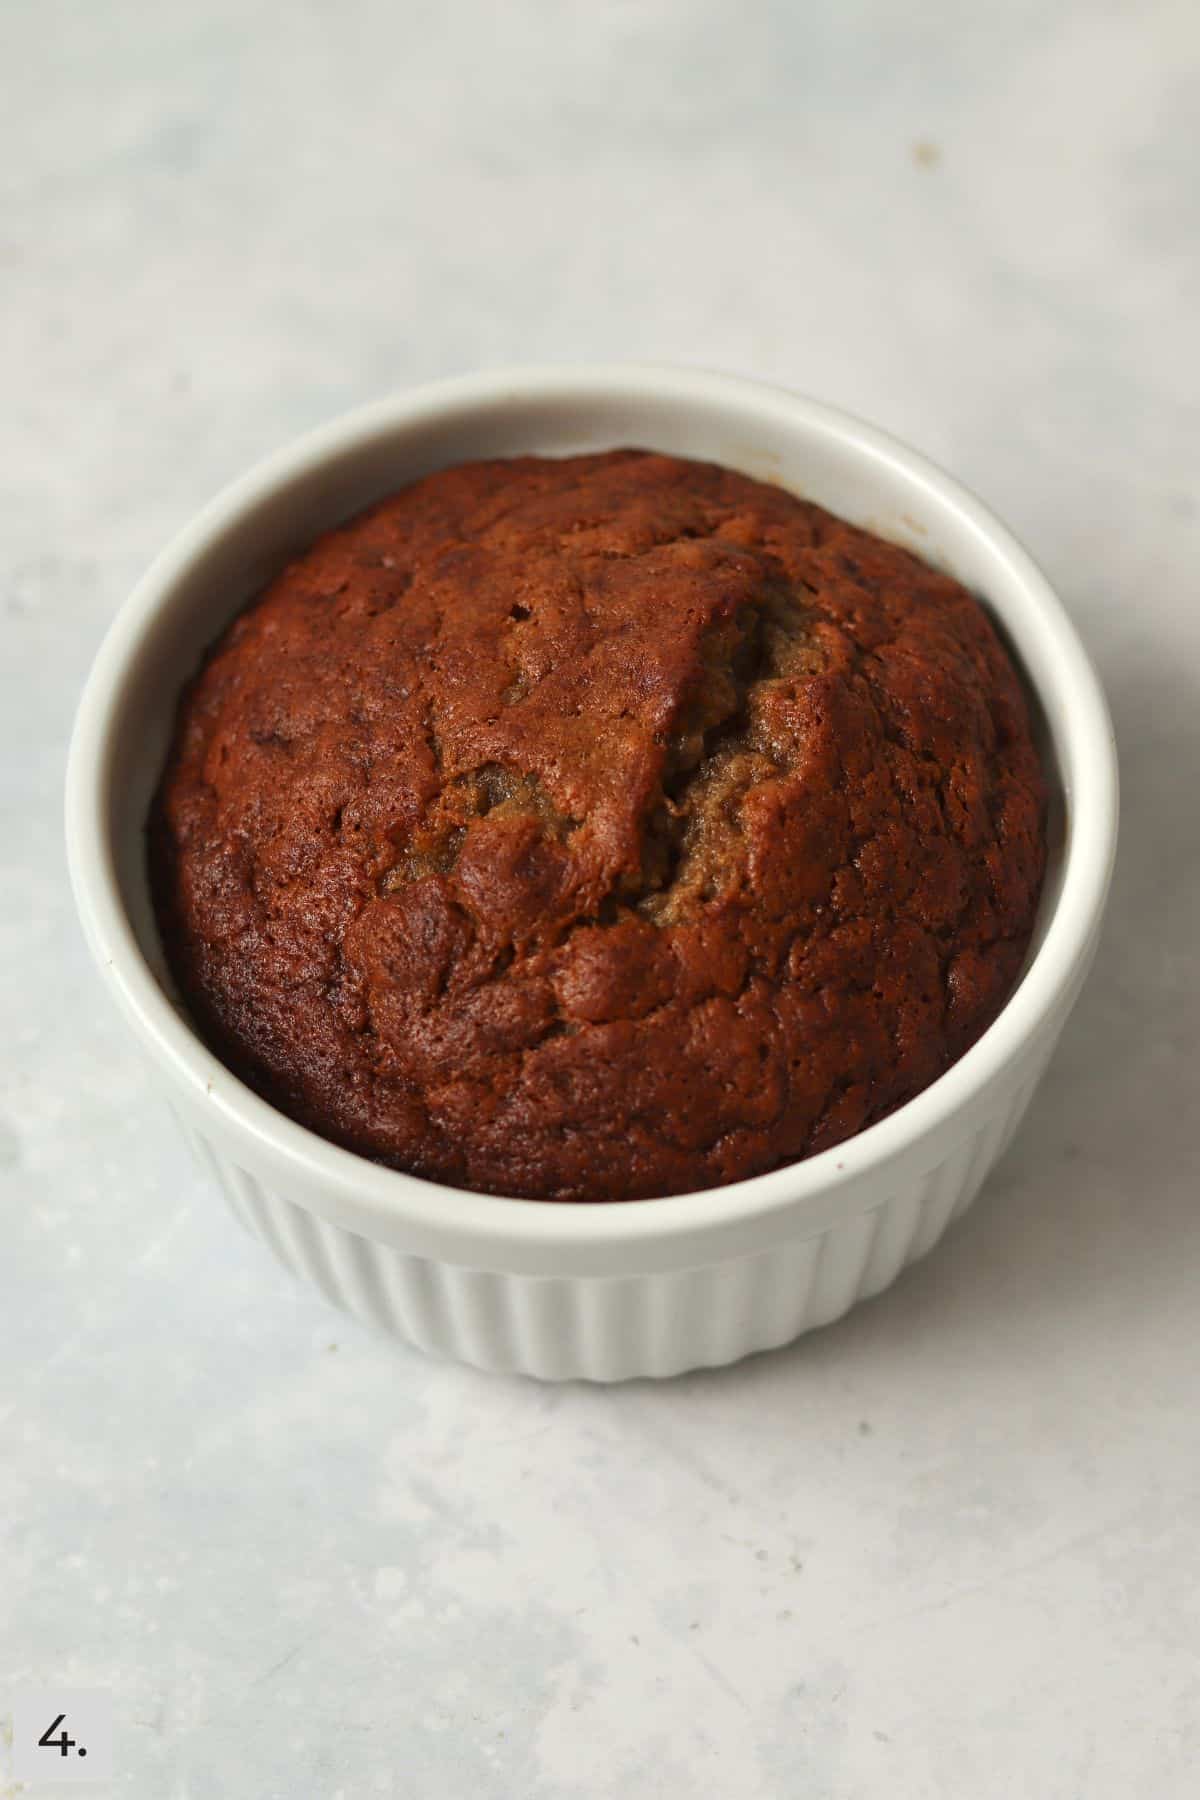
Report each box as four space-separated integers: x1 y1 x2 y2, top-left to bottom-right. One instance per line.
65 362 1119 1256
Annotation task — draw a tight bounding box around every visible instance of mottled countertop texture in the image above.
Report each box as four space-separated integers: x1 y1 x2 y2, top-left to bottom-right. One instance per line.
3 2 1199 1796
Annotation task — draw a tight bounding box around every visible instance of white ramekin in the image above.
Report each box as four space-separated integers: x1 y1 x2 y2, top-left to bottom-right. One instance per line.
66 366 1118 1380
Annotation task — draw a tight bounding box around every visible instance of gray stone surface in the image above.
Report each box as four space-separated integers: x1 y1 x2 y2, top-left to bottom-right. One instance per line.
3 2 1199 1794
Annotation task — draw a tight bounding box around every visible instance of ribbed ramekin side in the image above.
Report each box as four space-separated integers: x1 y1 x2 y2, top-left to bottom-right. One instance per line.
175 1076 1032 1380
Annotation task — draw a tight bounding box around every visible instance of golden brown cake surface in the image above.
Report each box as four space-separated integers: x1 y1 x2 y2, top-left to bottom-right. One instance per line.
150 451 1046 1201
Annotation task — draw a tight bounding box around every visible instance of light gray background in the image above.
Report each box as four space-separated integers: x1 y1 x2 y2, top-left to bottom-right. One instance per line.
3 3 1198 1796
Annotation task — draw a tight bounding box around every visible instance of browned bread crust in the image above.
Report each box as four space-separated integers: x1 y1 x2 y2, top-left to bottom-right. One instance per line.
150 451 1046 1201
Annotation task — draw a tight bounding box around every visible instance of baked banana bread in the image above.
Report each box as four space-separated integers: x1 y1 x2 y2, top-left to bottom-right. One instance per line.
150 451 1046 1201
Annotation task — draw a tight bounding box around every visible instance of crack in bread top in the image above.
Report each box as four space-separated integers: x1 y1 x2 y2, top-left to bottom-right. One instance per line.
150 451 1047 1201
